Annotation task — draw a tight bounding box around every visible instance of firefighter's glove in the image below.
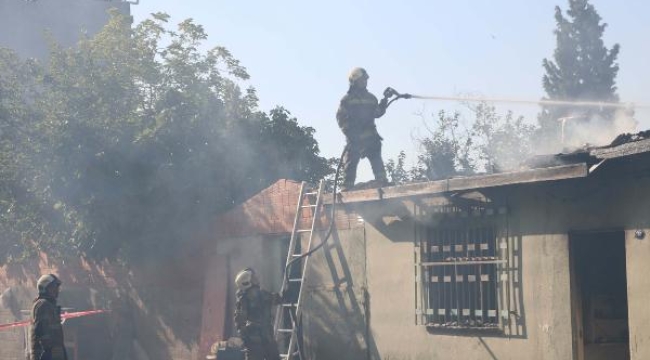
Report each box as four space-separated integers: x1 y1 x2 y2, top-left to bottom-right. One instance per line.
378 97 389 112
383 87 399 99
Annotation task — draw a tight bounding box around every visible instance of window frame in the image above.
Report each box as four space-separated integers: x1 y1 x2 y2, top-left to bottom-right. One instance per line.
414 202 515 335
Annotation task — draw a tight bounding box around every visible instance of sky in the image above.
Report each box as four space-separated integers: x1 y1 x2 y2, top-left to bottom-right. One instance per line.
132 0 650 180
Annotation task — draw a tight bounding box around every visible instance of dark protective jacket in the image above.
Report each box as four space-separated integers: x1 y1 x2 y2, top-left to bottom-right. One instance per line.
234 285 282 360
336 87 387 141
29 295 67 360
234 286 279 336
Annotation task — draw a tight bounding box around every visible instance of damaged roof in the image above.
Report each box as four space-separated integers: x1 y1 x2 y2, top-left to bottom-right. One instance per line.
526 129 650 168
335 130 650 204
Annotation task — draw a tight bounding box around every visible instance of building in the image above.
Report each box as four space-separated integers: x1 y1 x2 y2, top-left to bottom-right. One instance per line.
3 130 649 360
0 0 132 60
202 131 650 360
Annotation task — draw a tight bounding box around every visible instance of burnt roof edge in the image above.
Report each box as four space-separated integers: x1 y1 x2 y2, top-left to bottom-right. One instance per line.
325 163 588 204
590 137 650 159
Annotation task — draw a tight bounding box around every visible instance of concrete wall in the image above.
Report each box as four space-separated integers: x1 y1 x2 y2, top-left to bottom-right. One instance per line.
625 228 650 360
0 0 130 60
302 223 370 360
302 168 650 359
359 209 574 360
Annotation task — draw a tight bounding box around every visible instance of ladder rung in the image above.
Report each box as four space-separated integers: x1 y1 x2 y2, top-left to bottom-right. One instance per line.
291 254 302 258
288 278 302 282
303 191 318 196
282 303 297 307
296 229 312 233
300 204 317 208
277 328 293 333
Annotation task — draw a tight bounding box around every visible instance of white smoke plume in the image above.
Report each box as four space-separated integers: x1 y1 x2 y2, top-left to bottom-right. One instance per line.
561 107 638 148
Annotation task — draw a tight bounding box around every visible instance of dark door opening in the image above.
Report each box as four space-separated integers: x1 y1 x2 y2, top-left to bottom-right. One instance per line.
570 231 630 360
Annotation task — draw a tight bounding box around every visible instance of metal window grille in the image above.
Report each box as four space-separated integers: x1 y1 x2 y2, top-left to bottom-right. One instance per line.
414 204 513 333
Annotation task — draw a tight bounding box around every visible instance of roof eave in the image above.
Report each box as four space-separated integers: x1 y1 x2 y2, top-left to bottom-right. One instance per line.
327 163 588 204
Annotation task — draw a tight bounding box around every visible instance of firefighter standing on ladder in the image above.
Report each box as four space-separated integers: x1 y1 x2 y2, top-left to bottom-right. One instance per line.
234 268 281 360
336 67 392 191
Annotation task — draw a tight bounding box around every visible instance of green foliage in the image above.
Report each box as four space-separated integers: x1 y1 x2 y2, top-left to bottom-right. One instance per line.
388 103 535 182
539 0 620 148
255 107 332 184
385 150 409 185
0 49 47 261
471 103 536 172
0 12 331 263
412 110 474 181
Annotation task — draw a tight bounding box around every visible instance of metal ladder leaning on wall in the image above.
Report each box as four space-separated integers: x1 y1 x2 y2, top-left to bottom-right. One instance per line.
273 180 324 360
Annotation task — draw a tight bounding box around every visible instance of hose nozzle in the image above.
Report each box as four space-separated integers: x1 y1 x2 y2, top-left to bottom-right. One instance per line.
383 87 412 100
383 87 399 99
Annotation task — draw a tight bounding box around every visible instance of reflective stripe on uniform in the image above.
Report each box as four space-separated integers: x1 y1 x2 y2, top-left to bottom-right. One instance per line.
346 98 376 105
359 128 378 139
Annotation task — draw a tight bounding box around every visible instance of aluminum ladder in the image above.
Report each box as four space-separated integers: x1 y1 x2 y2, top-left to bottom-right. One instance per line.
273 180 324 360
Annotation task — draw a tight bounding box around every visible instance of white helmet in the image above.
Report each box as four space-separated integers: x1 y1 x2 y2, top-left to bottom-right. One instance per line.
37 274 62 294
235 268 256 291
348 67 369 84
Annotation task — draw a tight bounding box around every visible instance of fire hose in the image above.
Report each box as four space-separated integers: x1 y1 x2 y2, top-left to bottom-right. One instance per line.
281 87 412 288
0 309 108 331
279 86 410 359
281 87 411 295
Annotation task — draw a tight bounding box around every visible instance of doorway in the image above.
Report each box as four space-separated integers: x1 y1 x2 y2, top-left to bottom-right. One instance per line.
570 231 630 360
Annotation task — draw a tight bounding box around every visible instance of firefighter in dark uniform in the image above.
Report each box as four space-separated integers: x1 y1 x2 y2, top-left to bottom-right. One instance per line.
30 274 67 360
336 67 390 190
234 268 281 360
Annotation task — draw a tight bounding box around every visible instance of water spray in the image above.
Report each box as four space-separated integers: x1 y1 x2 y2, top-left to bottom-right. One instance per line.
385 88 650 109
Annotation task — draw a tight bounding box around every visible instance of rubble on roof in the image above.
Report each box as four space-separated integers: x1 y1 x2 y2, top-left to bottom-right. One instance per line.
524 129 650 169
609 130 650 147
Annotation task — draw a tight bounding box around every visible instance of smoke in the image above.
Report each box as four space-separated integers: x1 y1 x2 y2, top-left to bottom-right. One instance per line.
561 107 638 148
0 0 131 61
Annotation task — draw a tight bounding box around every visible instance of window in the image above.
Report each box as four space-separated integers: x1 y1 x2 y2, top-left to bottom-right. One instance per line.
414 203 515 334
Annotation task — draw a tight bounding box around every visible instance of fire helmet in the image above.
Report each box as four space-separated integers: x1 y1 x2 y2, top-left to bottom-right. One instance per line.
37 274 62 294
235 268 257 291
348 67 369 84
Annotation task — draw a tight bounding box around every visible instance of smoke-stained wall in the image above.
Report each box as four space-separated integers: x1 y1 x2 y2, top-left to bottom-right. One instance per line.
0 0 130 60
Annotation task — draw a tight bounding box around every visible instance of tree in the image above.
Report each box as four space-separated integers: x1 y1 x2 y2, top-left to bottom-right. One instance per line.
393 103 533 183
412 110 474 181
471 103 536 173
254 107 332 187
385 151 409 185
0 49 48 261
539 0 621 148
0 11 332 263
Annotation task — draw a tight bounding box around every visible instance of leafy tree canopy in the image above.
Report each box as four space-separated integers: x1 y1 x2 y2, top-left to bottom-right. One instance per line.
387 103 534 185
0 11 332 263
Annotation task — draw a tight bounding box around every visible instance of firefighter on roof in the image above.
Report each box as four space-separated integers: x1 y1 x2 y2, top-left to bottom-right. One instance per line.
336 67 391 191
